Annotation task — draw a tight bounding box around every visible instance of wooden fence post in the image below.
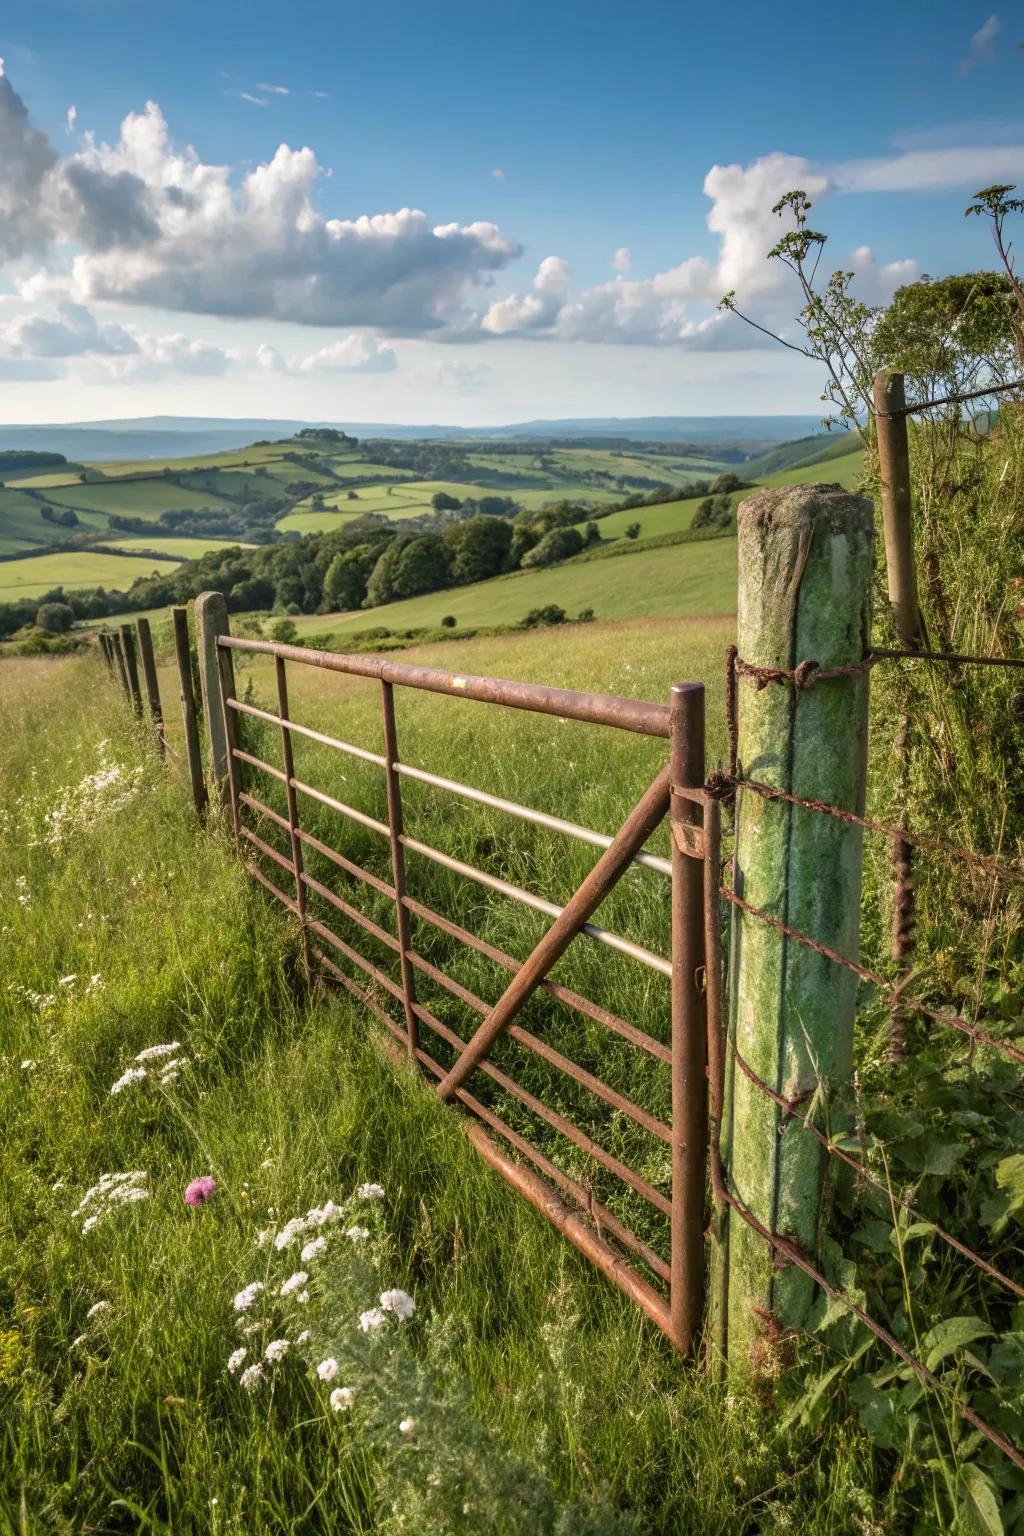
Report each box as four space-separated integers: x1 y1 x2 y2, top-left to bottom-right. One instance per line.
112 630 131 702
135 617 166 755
194 591 233 801
720 483 874 1365
873 369 926 650
98 632 115 671
119 624 143 717
171 606 208 816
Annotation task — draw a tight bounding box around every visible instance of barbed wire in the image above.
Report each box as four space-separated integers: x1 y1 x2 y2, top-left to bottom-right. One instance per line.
719 884 1024 1068
876 377 1024 419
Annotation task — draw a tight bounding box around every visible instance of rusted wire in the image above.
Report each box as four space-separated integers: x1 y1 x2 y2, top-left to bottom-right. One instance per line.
875 377 1024 418
720 884 1024 1067
728 774 1022 884
734 654 879 690
729 1048 1024 1302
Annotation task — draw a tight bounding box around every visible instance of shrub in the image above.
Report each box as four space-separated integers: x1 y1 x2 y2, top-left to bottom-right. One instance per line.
521 604 567 628
441 615 457 628
35 601 75 634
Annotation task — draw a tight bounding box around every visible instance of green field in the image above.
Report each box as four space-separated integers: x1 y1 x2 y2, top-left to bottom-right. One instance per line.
43 480 233 519
290 535 738 642
0 550 182 600
106 535 254 559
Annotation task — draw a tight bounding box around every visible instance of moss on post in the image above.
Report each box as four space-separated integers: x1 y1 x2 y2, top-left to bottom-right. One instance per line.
722 483 874 1363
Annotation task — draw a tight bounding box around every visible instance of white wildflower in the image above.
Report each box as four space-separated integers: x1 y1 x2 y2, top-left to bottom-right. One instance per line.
296 1290 309 1304
260 1157 273 1169
316 1358 339 1382
274 1216 308 1250
359 1308 386 1333
356 1183 385 1202
301 1236 326 1263
227 1347 247 1374
134 1041 181 1063
399 1417 416 1435
81 1215 99 1234
239 1362 264 1392
58 974 77 987
256 1228 271 1249
110 1066 147 1095
345 1225 369 1243
71 1333 89 1350
280 1271 308 1297
380 1289 415 1319
330 1387 354 1413
233 1281 265 1312
20 1059 37 1071
264 1338 289 1363
296 1329 310 1345
86 1300 111 1320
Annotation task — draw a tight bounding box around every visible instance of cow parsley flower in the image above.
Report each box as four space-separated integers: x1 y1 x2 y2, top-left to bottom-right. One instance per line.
380 1288 415 1319
135 1042 181 1063
345 1225 369 1242
110 1067 148 1095
300 1236 326 1263
86 1300 111 1319
330 1387 354 1412
356 1182 385 1201
264 1338 289 1363
399 1417 416 1435
227 1347 247 1374
296 1329 310 1345
359 1307 386 1332
316 1358 339 1382
233 1281 265 1312
280 1271 308 1297
239 1362 264 1392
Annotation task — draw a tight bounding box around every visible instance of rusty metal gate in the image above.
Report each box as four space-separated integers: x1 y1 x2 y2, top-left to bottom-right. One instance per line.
212 631 710 1354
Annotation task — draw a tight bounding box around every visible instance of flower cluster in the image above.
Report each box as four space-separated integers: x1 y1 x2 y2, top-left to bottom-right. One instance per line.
36 748 148 850
73 1171 148 1234
109 1042 187 1095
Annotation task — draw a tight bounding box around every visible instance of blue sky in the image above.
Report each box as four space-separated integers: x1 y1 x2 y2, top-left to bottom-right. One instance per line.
0 0 1021 423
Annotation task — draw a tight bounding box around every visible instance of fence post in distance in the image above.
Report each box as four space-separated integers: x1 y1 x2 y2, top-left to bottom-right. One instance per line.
722 482 873 1366
119 624 143 717
135 617 166 755
172 606 208 816
195 591 233 801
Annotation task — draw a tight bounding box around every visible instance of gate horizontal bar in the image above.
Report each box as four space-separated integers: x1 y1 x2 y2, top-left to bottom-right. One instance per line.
401 833 671 975
306 918 406 1005
395 760 672 877
229 697 387 768
403 893 671 1063
240 789 291 835
219 635 672 738
295 826 396 900
311 945 407 1044
411 997 671 1215
301 871 401 953
406 947 672 1144
233 746 287 783
292 777 391 838
240 823 294 878
243 859 297 913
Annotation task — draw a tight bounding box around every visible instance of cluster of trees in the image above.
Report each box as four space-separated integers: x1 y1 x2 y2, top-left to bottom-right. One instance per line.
0 450 68 474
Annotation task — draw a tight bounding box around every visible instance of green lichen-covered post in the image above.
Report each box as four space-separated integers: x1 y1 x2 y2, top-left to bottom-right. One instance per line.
721 483 874 1364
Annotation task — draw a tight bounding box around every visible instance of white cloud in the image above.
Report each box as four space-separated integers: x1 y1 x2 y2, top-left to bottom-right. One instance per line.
0 73 521 333
65 105 77 136
612 247 630 273
0 300 234 381
297 334 397 373
961 14 1000 74
238 92 268 107
258 82 290 96
492 167 506 181
4 299 137 357
256 343 286 371
482 256 570 334
433 358 492 393
834 143 1024 192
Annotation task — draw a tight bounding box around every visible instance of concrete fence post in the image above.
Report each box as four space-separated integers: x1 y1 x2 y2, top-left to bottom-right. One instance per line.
720 483 874 1364
194 591 234 800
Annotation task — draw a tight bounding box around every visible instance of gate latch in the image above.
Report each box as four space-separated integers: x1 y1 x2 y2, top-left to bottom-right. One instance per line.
671 821 705 859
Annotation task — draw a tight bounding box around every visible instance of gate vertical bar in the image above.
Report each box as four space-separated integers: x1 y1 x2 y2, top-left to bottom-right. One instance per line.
214 624 242 842
702 793 728 1375
669 681 707 1356
171 607 208 816
135 617 166 755
275 655 311 973
380 680 419 1056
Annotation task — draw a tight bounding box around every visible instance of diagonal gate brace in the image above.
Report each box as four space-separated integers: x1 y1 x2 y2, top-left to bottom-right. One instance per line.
436 764 672 1101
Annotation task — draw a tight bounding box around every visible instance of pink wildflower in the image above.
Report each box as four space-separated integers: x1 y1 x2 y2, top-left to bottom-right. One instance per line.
185 1176 217 1207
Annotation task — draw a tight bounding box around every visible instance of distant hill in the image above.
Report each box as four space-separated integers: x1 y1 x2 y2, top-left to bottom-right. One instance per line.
740 431 863 479
0 413 824 461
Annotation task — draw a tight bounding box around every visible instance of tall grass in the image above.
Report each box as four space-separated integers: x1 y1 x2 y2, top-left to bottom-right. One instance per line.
0 643 886 1534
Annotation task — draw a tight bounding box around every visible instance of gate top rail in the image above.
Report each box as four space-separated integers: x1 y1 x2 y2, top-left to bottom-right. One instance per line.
217 634 672 738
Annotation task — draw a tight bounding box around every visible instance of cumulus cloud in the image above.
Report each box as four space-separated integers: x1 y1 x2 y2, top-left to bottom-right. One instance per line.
482 256 570 334
612 247 630 273
432 358 492 393
0 70 522 333
961 14 1000 74
0 300 233 381
4 299 137 357
834 143 1024 192
297 334 397 373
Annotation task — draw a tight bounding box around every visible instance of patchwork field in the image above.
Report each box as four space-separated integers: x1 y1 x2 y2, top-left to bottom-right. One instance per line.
0 549 182 600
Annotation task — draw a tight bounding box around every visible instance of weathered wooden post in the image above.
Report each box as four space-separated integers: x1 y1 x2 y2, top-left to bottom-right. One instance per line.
719 483 873 1364
171 606 208 816
872 370 925 651
135 617 166 755
119 624 143 717
98 631 115 671
112 631 131 701
194 591 234 802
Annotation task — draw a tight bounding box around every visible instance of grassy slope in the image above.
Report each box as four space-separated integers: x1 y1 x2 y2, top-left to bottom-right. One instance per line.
44 480 234 518
291 536 738 641
0 640 875 1534
0 549 183 600
106 535 256 558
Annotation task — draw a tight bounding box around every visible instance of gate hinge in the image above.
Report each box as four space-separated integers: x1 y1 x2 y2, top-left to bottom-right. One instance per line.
671 821 705 859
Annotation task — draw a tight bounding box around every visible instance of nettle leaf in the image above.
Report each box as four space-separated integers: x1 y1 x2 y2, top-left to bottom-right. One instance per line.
959 1462 1005 1536
852 1219 893 1254
919 1139 968 1177
848 1376 898 1450
922 1317 995 1373
987 1334 1024 1385
996 1155 1024 1224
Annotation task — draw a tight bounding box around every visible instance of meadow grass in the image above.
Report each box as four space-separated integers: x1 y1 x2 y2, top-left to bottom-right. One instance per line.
0 550 185 601
106 536 256 559
0 646 886 1534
